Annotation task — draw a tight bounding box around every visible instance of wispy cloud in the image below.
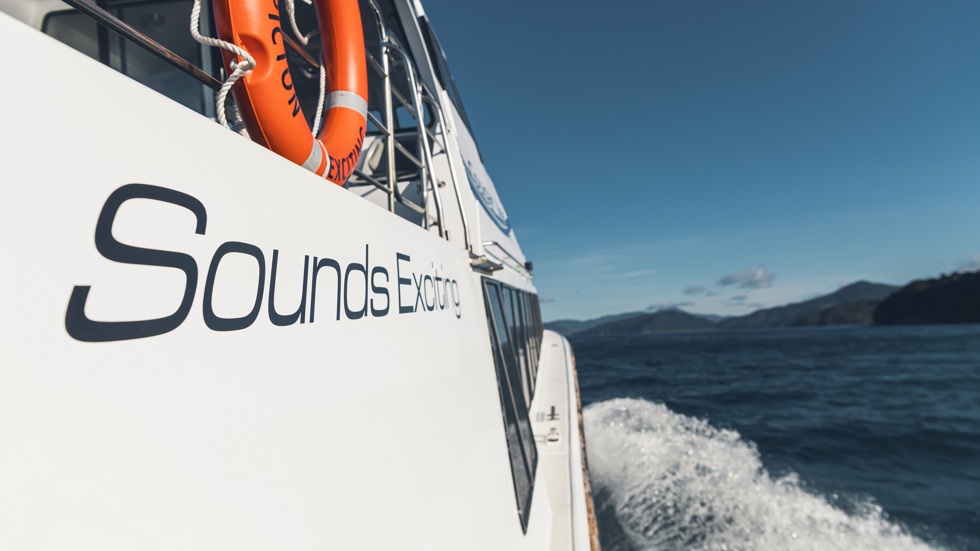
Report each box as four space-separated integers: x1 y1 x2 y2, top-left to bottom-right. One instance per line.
683 285 706 296
957 255 980 273
718 265 774 289
725 294 748 305
608 269 658 281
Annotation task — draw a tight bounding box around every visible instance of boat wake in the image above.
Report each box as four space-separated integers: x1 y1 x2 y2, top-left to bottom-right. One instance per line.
583 398 945 551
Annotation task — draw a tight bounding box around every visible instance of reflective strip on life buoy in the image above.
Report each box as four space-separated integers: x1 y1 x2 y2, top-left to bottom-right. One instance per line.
213 0 368 185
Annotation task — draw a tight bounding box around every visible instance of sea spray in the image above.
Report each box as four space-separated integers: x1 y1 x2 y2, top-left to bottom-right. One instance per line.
583 398 943 551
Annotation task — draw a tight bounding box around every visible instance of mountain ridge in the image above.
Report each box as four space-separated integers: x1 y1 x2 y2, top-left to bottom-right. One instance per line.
718 281 900 330
544 280 900 336
875 271 980 325
582 310 716 336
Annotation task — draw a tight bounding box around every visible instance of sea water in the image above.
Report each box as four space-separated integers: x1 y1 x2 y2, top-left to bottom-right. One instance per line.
573 325 980 551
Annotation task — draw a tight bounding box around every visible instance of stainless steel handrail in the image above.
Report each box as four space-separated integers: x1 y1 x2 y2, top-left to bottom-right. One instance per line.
420 85 470 251
353 3 448 237
365 111 388 136
483 241 531 278
65 0 467 246
61 0 222 90
283 34 320 69
384 41 445 237
366 0 396 212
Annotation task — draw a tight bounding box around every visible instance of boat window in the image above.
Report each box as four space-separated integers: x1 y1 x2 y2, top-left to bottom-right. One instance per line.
43 0 213 115
521 293 537 386
528 294 542 381
483 279 538 533
514 292 529 397
520 292 535 398
418 16 474 134
501 287 531 405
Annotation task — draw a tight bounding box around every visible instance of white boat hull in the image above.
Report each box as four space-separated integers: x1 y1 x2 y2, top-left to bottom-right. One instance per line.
0 10 597 550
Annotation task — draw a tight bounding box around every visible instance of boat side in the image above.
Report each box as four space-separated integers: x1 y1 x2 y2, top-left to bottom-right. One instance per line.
0 2 597 548
532 331 602 551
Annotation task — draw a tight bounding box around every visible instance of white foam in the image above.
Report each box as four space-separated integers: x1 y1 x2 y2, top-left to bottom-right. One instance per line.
583 398 944 551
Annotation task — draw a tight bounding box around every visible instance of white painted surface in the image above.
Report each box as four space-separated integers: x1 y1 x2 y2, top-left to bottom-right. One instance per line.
533 331 594 551
0 5 593 549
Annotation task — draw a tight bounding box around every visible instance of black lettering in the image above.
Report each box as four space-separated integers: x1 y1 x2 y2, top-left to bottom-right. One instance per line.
344 245 369 319
65 184 206 342
203 242 265 331
423 274 435 311
310 257 341 322
435 269 445 309
413 273 425 312
451 280 461 318
371 266 390 317
327 129 364 183
270 25 281 45
268 251 309 326
396 253 413 314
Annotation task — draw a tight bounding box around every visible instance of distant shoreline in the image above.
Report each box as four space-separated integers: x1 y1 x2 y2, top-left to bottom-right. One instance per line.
547 271 980 337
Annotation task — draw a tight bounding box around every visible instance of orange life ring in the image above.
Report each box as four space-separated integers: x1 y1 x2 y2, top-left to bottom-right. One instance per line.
213 0 367 185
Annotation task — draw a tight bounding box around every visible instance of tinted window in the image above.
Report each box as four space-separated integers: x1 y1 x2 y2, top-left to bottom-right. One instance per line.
483 280 537 532
418 17 475 134
521 293 537 384
502 287 531 405
44 0 211 114
514 292 533 398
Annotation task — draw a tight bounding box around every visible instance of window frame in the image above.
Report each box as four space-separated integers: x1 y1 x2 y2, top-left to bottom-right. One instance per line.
480 278 544 533
417 15 481 154
42 0 217 115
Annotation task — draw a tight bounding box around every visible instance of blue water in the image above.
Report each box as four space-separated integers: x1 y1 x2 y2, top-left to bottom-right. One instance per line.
573 325 980 551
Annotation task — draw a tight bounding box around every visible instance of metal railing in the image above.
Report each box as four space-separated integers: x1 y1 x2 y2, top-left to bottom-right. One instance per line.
482 241 532 278
60 0 221 90
58 0 474 253
420 82 471 252
347 0 473 249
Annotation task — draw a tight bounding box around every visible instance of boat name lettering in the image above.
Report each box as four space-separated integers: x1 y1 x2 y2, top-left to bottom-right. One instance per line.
64 184 462 343
266 1 300 117
328 128 364 183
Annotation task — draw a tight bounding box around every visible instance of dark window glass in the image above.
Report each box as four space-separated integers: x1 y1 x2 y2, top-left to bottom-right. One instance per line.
418 17 477 137
483 280 537 532
533 295 543 343
490 286 536 469
522 293 537 382
528 293 540 374
515 292 533 398
502 287 530 405
44 0 210 114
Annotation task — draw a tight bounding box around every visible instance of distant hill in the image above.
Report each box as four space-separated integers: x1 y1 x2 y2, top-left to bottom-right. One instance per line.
546 280 902 335
695 313 729 323
718 281 899 329
546 309 723 335
584 310 717 335
544 311 646 335
799 300 881 326
874 271 980 325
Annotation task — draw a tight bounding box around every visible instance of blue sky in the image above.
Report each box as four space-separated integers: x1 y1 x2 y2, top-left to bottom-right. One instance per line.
422 0 980 321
